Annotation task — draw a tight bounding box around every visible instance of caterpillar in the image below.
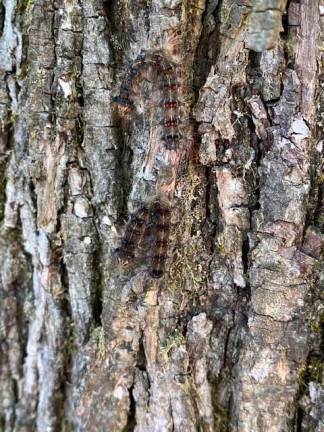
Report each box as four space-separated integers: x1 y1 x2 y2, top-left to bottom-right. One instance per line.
117 206 150 262
117 201 172 279
114 52 182 151
114 34 183 278
149 202 172 279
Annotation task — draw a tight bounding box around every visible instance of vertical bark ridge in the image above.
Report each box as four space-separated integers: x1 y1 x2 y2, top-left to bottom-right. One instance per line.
233 2 322 431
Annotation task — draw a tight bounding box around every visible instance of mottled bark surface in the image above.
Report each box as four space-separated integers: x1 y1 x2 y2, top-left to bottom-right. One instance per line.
0 0 323 431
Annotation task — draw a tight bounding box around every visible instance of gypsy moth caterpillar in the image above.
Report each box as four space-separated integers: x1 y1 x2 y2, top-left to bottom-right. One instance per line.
114 51 183 150
117 200 172 279
149 202 172 279
117 206 150 262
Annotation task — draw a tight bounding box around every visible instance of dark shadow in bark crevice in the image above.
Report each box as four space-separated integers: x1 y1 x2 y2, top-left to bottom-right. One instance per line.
193 0 223 90
113 120 134 222
204 166 219 246
103 0 135 65
303 147 323 233
0 2 5 38
91 245 103 327
122 383 136 432
208 375 231 432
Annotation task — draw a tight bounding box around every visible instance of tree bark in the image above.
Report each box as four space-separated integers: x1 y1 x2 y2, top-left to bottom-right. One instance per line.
0 0 323 431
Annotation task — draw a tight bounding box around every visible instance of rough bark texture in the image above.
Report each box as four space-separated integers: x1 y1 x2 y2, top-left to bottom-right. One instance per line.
0 0 323 431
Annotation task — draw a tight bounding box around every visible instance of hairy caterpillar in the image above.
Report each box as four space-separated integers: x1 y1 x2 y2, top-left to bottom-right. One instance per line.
114 33 184 278
117 201 172 279
117 207 150 261
114 52 183 150
149 201 172 279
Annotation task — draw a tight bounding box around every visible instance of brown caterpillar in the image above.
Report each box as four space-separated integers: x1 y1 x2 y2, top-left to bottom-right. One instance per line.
114 52 182 150
149 202 172 279
115 33 183 276
117 201 172 279
117 207 150 262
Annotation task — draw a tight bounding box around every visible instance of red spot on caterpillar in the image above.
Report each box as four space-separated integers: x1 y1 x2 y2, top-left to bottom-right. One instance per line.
164 101 179 109
162 82 180 91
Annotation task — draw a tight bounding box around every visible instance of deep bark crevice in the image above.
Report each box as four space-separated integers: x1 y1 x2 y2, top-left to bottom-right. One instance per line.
122 383 136 432
0 2 5 38
194 0 223 88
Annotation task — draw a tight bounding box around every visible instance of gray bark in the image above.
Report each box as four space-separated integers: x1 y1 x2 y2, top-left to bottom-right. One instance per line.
0 0 323 431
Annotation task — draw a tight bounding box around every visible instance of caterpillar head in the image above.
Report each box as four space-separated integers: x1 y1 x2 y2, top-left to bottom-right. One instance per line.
162 30 182 64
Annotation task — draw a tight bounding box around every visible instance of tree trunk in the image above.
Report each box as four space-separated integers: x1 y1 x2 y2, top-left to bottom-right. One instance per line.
0 0 323 431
